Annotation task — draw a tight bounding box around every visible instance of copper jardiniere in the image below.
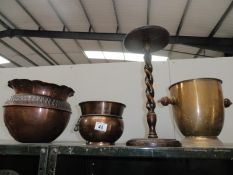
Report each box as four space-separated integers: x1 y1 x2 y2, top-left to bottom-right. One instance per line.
75 101 125 145
159 78 232 146
3 79 74 143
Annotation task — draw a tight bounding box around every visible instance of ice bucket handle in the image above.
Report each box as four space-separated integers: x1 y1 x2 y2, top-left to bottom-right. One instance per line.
224 98 232 108
158 96 177 106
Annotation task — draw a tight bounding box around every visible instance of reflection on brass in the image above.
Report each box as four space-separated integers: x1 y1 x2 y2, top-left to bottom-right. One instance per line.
75 101 125 145
159 78 232 146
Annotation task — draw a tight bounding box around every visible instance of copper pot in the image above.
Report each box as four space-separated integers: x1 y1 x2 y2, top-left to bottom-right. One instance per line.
75 115 124 145
4 79 75 143
4 94 72 143
75 101 126 145
8 79 74 100
159 78 232 146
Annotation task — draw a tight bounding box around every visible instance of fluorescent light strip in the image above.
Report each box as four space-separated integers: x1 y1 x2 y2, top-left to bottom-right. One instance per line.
0 55 10 64
84 51 168 62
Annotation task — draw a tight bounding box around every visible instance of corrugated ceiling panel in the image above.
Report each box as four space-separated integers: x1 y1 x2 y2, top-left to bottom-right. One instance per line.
28 54 50 66
91 59 108 64
169 52 193 60
173 44 199 54
2 37 50 66
215 10 233 37
0 0 37 29
29 38 63 53
100 41 123 52
1 63 17 68
204 50 224 57
20 0 63 30
29 38 78 65
54 39 83 53
116 0 147 33
150 0 187 35
170 44 200 59
78 40 101 51
49 0 89 32
48 53 73 65
2 38 35 55
81 0 116 32
180 0 232 36
68 53 89 64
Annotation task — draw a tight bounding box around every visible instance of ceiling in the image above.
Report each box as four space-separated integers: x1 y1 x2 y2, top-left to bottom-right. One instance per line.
0 0 233 68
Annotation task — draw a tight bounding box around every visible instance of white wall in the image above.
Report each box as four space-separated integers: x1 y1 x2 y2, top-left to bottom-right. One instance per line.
0 57 233 144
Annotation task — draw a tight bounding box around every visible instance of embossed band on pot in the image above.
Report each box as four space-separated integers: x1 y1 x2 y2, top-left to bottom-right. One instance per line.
4 94 71 112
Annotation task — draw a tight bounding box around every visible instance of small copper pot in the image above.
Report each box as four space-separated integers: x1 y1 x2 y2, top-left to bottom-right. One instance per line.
159 78 232 146
75 101 126 145
75 115 124 145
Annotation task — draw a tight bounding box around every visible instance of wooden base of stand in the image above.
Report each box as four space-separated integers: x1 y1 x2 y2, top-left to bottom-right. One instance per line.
126 138 181 147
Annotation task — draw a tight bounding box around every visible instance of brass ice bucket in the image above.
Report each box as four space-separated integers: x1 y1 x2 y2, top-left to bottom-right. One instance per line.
159 78 232 146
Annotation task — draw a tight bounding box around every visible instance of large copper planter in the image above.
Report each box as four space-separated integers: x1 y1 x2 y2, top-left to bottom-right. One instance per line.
3 79 74 143
159 78 232 146
75 101 125 145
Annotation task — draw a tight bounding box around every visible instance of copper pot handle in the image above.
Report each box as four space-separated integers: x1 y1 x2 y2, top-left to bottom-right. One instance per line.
158 96 177 106
74 117 81 131
224 98 232 108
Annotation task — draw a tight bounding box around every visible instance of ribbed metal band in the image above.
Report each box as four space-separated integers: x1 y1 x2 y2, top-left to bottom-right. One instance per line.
4 94 71 112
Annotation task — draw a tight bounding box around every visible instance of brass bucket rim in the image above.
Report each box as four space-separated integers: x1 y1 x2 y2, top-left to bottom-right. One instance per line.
169 77 222 90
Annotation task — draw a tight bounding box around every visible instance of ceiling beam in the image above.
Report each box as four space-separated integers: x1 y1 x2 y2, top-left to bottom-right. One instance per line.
0 39 38 66
0 29 126 40
194 1 233 58
0 12 57 65
47 0 91 64
15 0 75 64
169 0 191 57
1 29 232 54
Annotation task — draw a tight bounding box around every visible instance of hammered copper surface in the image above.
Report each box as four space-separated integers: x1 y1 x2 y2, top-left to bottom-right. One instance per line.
79 101 126 116
77 115 124 145
4 106 70 143
8 79 74 100
162 78 230 137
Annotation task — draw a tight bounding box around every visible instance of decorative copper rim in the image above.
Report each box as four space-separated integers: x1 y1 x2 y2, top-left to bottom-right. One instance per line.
79 101 126 107
4 94 72 112
8 79 75 97
169 78 223 90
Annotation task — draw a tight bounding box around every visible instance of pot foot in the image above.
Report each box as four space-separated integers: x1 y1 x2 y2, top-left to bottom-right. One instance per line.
181 136 223 147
